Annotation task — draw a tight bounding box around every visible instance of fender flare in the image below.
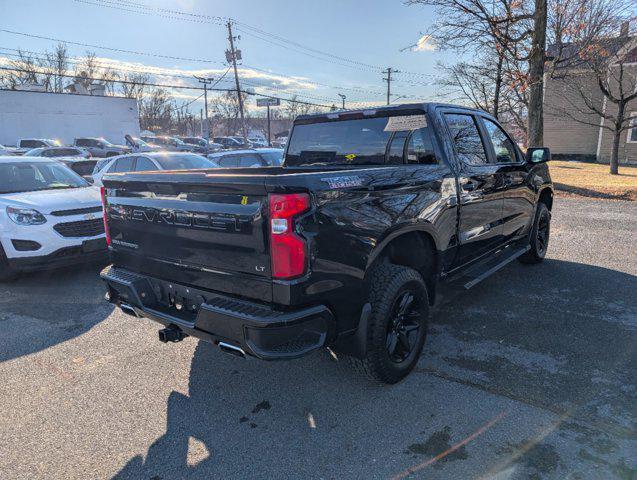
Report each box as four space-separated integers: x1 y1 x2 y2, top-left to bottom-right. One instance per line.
365 222 441 271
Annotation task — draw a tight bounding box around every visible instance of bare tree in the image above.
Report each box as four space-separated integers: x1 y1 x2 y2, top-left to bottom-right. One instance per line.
2 50 41 88
44 43 70 93
140 88 174 132
209 91 250 135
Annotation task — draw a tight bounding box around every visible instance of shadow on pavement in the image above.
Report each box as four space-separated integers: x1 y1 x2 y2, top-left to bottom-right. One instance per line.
0 261 113 362
113 258 636 479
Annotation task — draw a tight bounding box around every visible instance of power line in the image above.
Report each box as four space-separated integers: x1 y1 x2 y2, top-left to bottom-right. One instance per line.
73 0 436 78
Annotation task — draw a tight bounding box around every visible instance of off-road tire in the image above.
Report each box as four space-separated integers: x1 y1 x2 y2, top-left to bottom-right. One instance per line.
518 202 551 264
350 262 429 384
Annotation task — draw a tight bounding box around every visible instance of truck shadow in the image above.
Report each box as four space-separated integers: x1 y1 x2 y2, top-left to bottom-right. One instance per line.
114 258 637 479
0 261 113 362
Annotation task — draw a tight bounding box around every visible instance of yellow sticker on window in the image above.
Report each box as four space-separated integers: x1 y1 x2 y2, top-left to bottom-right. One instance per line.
345 154 357 162
241 196 248 205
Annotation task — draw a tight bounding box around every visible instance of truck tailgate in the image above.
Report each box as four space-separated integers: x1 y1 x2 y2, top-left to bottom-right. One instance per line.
103 171 273 302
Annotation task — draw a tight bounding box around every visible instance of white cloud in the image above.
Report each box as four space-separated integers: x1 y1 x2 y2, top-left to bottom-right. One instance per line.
412 34 436 52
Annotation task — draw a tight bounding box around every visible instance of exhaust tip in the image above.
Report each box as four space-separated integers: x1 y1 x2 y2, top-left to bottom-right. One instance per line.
218 342 246 358
120 303 139 317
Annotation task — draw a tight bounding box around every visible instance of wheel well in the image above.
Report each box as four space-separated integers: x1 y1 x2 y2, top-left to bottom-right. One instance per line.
370 231 438 305
539 188 553 210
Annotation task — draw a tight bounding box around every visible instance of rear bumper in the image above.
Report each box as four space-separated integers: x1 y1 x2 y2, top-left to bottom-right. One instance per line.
100 265 334 360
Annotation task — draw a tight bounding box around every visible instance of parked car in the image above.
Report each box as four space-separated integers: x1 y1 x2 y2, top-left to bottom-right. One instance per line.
212 136 243 149
139 136 193 152
248 137 268 148
0 157 106 280
178 137 224 154
100 102 553 384
207 148 284 167
23 147 96 177
271 136 288 148
24 146 91 159
90 152 218 187
74 138 130 158
124 136 162 153
13 138 61 155
0 144 18 156
229 136 252 149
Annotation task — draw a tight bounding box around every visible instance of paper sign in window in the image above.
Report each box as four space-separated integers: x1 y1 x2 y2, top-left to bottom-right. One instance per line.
384 115 428 132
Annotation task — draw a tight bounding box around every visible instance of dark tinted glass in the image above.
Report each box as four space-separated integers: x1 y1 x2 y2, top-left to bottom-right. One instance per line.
387 131 409 164
21 140 40 148
444 114 488 165
258 151 284 166
483 118 518 163
406 128 437 164
286 117 392 166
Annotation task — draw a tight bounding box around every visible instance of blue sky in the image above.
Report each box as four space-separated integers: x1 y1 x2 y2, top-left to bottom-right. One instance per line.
0 0 450 110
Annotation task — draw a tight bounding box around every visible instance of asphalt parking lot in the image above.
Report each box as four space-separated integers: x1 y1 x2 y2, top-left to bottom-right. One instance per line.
1 197 635 480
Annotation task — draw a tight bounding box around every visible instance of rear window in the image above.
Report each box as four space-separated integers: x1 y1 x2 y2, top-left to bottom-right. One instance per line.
286 117 392 166
45 148 81 157
153 154 214 170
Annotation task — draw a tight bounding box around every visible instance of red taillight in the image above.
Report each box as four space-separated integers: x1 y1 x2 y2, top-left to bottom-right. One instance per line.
269 193 310 279
100 186 111 246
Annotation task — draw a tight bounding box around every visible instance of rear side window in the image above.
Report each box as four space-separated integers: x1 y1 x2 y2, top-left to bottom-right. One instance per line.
109 157 134 173
75 139 90 147
444 114 489 166
135 157 158 171
387 131 409 164
21 140 41 148
407 128 437 165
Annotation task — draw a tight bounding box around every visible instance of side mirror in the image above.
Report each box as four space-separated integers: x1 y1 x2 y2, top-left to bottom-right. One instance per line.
526 147 551 163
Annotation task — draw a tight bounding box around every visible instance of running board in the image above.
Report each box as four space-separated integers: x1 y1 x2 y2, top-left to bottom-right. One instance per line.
460 245 530 290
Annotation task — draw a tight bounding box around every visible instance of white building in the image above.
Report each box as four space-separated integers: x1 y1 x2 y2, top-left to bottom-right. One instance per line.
0 89 140 146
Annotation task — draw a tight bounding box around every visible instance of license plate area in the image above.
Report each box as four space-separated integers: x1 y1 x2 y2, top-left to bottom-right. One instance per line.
82 238 107 253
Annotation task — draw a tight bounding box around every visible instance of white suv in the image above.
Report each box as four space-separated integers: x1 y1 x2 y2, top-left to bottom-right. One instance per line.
0 157 106 280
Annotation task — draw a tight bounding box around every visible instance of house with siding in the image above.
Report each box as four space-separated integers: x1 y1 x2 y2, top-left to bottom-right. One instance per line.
543 23 637 165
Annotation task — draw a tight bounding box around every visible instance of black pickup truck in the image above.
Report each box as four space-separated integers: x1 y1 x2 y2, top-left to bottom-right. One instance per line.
100 103 553 384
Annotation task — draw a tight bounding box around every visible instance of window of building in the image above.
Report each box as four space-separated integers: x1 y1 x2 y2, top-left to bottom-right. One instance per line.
628 113 637 143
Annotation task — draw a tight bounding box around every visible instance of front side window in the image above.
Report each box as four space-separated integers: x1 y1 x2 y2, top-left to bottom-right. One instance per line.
21 140 40 148
482 118 518 163
258 150 284 166
444 114 489 166
217 156 238 168
75 139 89 147
237 154 262 167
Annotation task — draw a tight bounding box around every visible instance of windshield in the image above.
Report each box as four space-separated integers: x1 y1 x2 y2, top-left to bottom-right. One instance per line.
259 150 284 166
153 154 215 170
100 139 114 146
0 161 88 194
286 117 393 166
133 137 150 147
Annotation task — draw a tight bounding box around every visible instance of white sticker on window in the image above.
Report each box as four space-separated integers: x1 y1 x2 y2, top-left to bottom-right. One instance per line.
384 115 428 132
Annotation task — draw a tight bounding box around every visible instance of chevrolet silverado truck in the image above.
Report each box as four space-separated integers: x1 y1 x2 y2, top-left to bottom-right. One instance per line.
100 103 553 384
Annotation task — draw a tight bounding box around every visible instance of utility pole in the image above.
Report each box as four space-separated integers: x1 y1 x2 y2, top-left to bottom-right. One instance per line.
267 104 272 147
226 21 248 142
194 75 214 148
383 67 393 106
200 109 203 137
338 93 346 110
